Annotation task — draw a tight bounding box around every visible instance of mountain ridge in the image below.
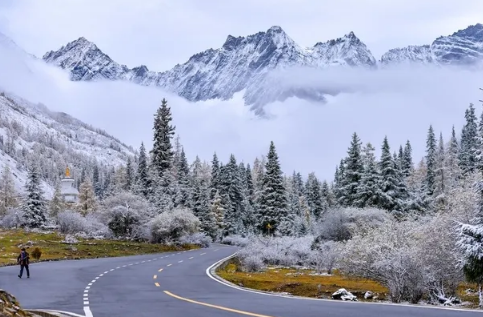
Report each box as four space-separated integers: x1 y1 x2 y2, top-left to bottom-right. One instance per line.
20 22 483 110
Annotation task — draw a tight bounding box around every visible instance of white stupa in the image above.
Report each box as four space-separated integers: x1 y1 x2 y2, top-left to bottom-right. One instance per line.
60 167 78 203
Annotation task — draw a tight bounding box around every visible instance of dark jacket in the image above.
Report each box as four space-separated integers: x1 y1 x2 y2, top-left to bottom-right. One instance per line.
17 251 29 265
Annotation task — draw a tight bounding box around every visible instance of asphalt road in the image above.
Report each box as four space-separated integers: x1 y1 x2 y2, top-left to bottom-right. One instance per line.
1 244 482 317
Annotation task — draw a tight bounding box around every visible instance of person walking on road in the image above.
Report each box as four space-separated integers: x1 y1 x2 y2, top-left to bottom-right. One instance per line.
17 248 30 278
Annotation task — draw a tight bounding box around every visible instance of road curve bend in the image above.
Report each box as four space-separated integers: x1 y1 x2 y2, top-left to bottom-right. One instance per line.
1 244 482 316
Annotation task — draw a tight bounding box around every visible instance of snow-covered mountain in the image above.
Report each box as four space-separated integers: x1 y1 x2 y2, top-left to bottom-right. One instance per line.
0 91 135 198
380 23 483 66
42 26 376 111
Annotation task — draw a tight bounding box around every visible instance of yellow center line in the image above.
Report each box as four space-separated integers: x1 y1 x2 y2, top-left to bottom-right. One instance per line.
153 275 157 279
158 268 163 272
154 282 160 287
163 291 274 317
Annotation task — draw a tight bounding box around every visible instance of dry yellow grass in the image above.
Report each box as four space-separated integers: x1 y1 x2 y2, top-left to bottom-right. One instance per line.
217 260 481 306
217 261 388 300
0 229 199 266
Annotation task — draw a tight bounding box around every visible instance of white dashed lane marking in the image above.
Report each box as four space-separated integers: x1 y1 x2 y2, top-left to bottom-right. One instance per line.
83 247 227 317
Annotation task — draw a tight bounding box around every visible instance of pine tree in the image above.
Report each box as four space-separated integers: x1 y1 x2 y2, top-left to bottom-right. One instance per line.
378 136 406 212
425 125 437 196
125 156 133 191
176 147 191 207
446 126 462 188
209 153 221 200
219 155 245 236
22 163 47 228
258 141 287 234
77 177 97 216
135 142 150 198
459 103 478 174
150 98 175 177
434 132 447 203
92 164 102 198
49 181 64 218
305 173 325 220
339 132 364 206
210 190 225 240
355 141 380 208
402 140 413 177
0 164 18 215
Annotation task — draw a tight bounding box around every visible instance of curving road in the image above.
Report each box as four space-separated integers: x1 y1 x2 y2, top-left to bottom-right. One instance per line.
1 244 482 316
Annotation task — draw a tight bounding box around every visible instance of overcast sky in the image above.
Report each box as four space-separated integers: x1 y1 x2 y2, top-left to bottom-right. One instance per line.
0 0 482 71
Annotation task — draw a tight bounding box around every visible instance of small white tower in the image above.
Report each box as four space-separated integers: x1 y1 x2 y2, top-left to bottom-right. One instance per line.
60 166 79 203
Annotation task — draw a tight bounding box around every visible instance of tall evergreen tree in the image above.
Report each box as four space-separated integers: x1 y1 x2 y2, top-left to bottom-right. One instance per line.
92 164 102 198
378 136 406 212
176 147 191 207
219 156 244 236
22 163 47 228
150 98 175 177
125 156 133 191
355 141 380 208
339 132 364 206
49 181 64 218
459 103 478 174
305 173 325 220
135 142 150 198
402 140 413 177
446 125 462 188
209 153 221 200
434 132 447 200
258 141 288 234
425 125 437 196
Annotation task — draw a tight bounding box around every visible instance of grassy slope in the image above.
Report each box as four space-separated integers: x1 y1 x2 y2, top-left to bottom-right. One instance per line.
0 229 198 266
217 258 480 307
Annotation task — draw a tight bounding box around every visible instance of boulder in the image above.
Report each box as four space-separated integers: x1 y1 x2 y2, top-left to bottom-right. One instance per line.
332 288 357 301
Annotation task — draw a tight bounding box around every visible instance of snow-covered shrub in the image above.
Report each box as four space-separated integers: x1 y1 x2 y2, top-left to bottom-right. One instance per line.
340 219 426 303
98 191 154 239
237 236 315 270
221 235 250 247
179 232 212 248
309 240 342 274
0 207 25 228
57 210 85 234
57 210 110 238
242 255 265 272
149 207 200 243
315 207 390 242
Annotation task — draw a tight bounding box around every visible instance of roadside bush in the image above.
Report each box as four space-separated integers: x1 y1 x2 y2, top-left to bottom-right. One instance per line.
149 207 200 243
179 232 212 248
221 235 250 247
0 207 25 228
236 236 314 270
57 210 110 238
98 191 154 240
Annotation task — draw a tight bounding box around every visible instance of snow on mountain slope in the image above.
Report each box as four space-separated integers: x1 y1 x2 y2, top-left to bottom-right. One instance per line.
42 26 376 111
0 91 135 198
380 23 483 66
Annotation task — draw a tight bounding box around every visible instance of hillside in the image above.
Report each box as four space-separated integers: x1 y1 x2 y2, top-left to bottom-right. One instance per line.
0 91 135 198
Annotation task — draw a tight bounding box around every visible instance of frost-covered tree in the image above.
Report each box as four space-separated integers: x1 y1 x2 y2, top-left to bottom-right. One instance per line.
425 125 437 196
22 163 47 228
219 155 245 236
434 132 448 207
378 136 407 212
457 178 483 308
176 148 191 207
402 140 413 177
355 142 380 208
209 153 221 200
210 189 225 239
446 126 462 188
0 164 18 215
150 98 175 177
338 133 364 206
305 173 325 220
258 141 288 234
77 177 97 216
134 142 150 198
459 103 478 174
92 164 102 198
125 156 133 191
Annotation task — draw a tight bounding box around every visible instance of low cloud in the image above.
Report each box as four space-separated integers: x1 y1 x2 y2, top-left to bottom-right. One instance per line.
0 44 481 181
